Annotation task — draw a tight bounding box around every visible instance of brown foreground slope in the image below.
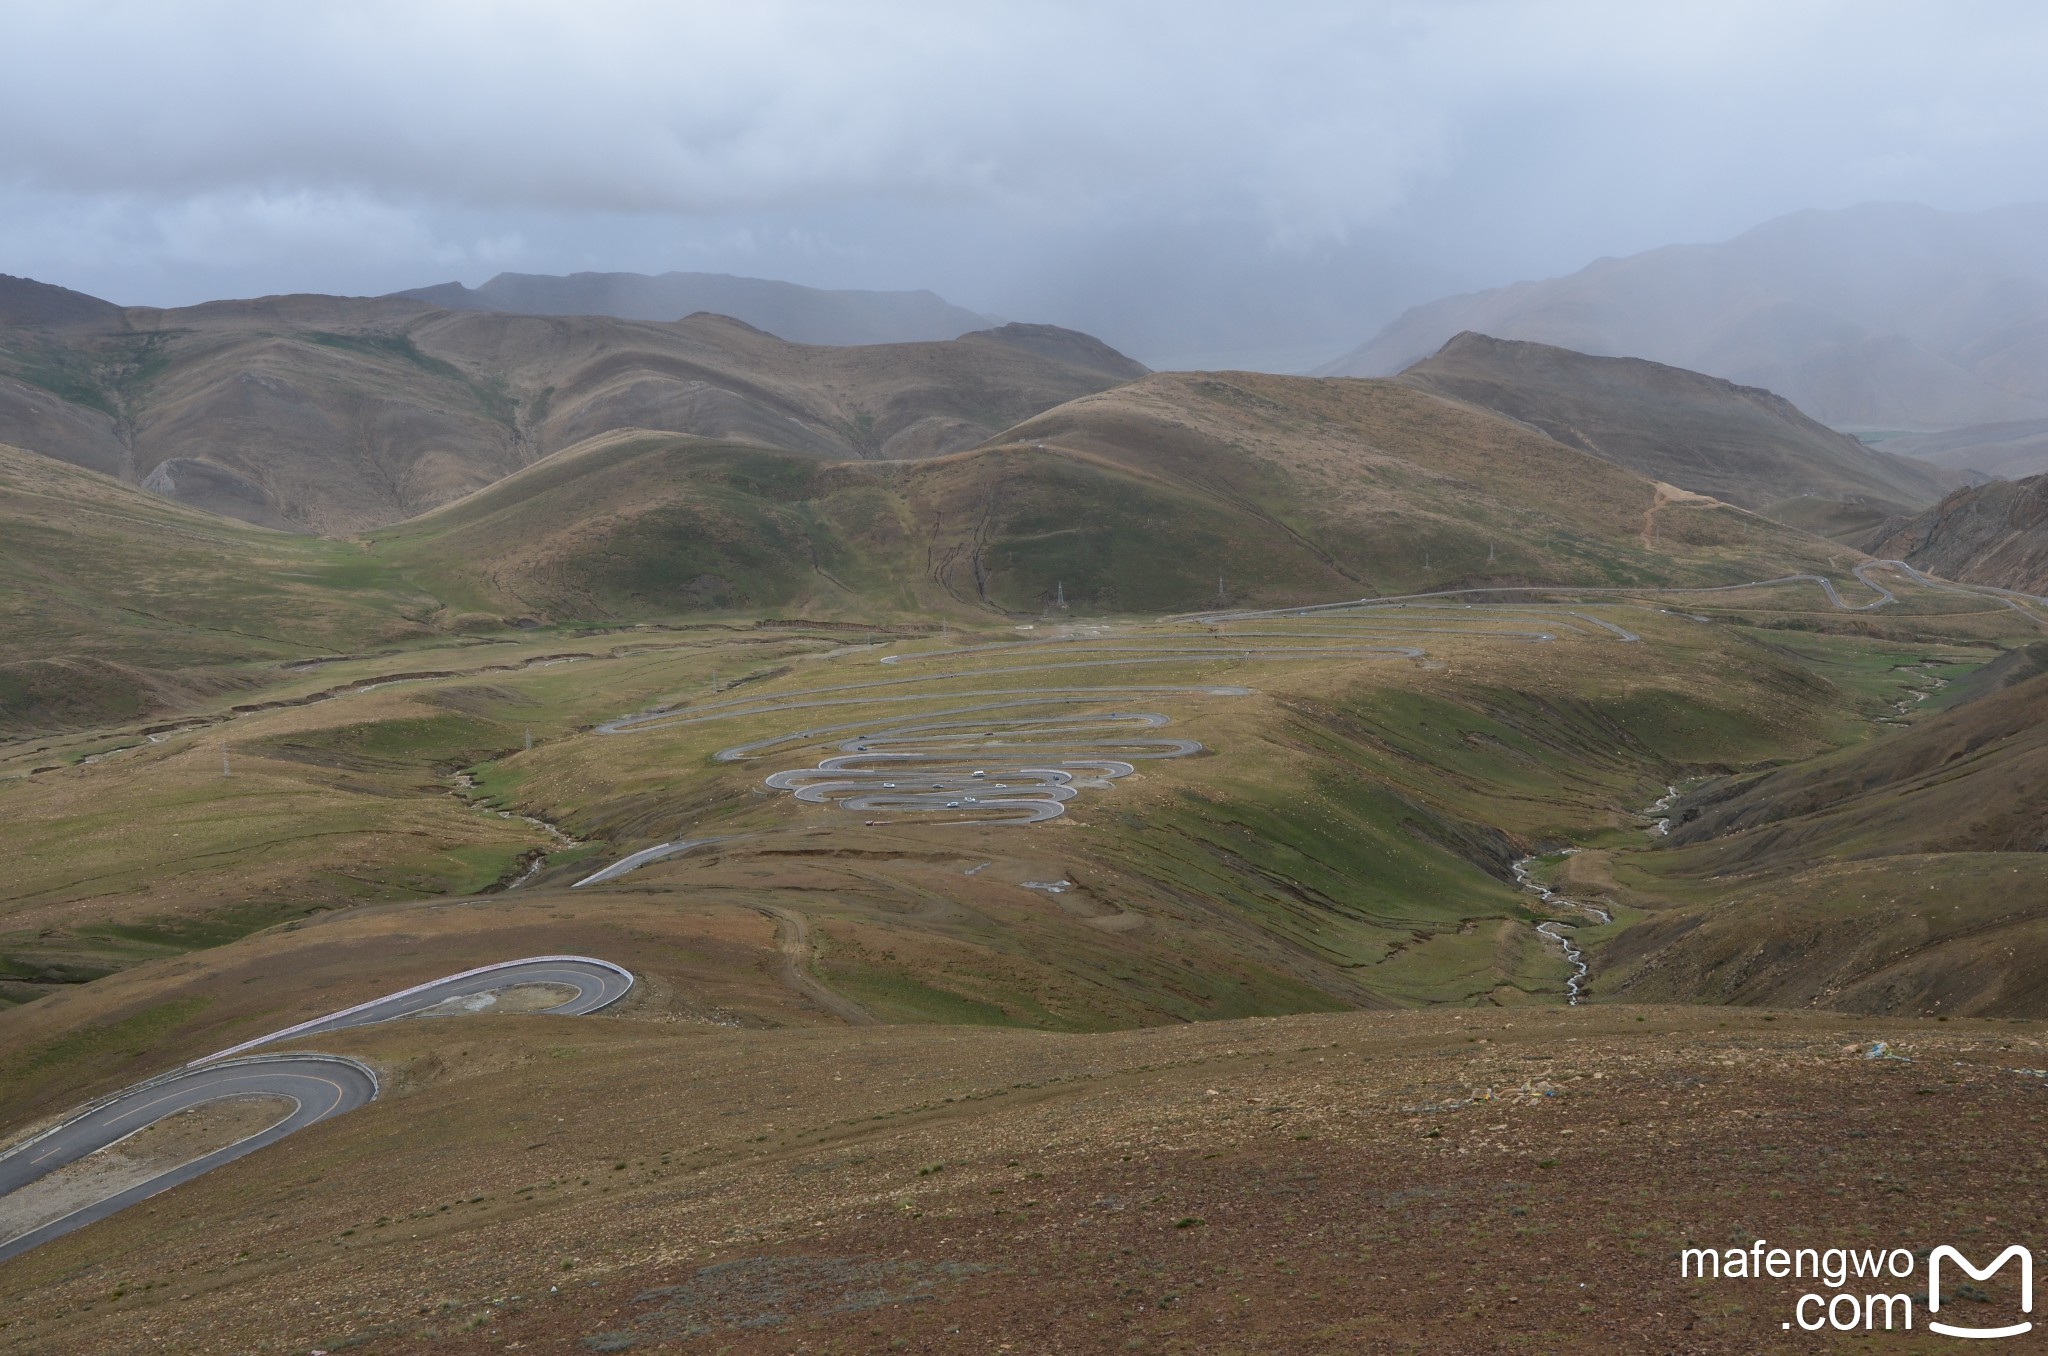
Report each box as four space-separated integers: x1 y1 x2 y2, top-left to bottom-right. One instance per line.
0 896 2041 1355
0 274 1140 533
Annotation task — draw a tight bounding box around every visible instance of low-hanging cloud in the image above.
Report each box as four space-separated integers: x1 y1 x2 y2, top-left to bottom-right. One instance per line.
6 0 2048 362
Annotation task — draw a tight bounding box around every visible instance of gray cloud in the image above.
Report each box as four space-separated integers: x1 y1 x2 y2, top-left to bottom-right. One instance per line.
5 0 2048 365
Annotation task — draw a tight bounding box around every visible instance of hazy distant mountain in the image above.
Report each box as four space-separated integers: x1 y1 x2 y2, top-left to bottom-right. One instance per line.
394 270 998 346
1395 333 1955 539
1322 203 2048 432
1880 419 2048 481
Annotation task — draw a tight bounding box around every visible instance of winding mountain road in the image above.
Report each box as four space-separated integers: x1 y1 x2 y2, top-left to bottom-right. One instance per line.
0 955 632 1264
571 560 2033 889
0 1055 377 1264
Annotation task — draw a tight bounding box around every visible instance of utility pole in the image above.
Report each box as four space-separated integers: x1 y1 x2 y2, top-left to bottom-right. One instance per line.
221 742 230 778
1217 575 1225 601
524 727 532 752
1488 543 1496 564
1056 581 1066 609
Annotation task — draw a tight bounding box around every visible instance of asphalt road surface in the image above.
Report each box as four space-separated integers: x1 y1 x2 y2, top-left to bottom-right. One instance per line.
0 1055 376 1264
0 955 632 1263
194 955 634 1062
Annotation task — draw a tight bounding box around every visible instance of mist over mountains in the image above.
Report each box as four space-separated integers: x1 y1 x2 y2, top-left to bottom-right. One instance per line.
1324 202 2048 434
394 271 997 346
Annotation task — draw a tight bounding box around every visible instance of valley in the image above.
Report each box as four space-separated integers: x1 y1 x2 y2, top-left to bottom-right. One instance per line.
6 279 2048 1352
17 11 2048 1349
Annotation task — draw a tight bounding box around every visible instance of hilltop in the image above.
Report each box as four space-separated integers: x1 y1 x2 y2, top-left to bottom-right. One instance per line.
1324 202 2048 431
1394 332 1953 538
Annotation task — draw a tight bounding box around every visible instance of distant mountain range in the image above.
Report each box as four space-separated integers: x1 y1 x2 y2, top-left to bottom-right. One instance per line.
0 273 1137 533
392 270 998 346
1874 419 2048 481
1323 202 2048 434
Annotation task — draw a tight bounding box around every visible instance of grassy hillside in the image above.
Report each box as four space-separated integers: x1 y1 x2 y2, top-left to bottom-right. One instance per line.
1586 651 2048 1014
373 371 1866 625
0 442 441 728
1395 332 1952 537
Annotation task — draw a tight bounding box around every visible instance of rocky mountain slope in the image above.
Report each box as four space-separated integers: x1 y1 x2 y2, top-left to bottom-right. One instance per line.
1870 472 2048 593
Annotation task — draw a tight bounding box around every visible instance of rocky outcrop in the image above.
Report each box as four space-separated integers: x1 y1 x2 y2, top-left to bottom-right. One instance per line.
1873 473 2048 593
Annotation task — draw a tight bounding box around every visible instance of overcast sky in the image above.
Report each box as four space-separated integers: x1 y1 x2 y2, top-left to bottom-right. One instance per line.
5 1 2048 364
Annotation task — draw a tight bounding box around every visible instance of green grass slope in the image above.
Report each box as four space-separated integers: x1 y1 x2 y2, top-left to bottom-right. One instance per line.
1597 663 2048 1014
373 371 1865 624
0 444 440 692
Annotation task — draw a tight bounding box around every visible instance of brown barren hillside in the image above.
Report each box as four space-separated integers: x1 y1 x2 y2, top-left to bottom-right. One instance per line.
3 894 2044 1355
0 278 1143 533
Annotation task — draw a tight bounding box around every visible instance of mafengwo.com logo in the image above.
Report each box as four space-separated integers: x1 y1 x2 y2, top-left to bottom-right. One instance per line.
1680 1240 2033 1337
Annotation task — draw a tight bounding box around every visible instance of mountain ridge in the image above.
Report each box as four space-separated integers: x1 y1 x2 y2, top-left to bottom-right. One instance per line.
0 280 1142 534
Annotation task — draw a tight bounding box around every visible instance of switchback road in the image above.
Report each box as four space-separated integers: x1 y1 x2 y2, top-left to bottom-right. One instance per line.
0 955 631 1263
